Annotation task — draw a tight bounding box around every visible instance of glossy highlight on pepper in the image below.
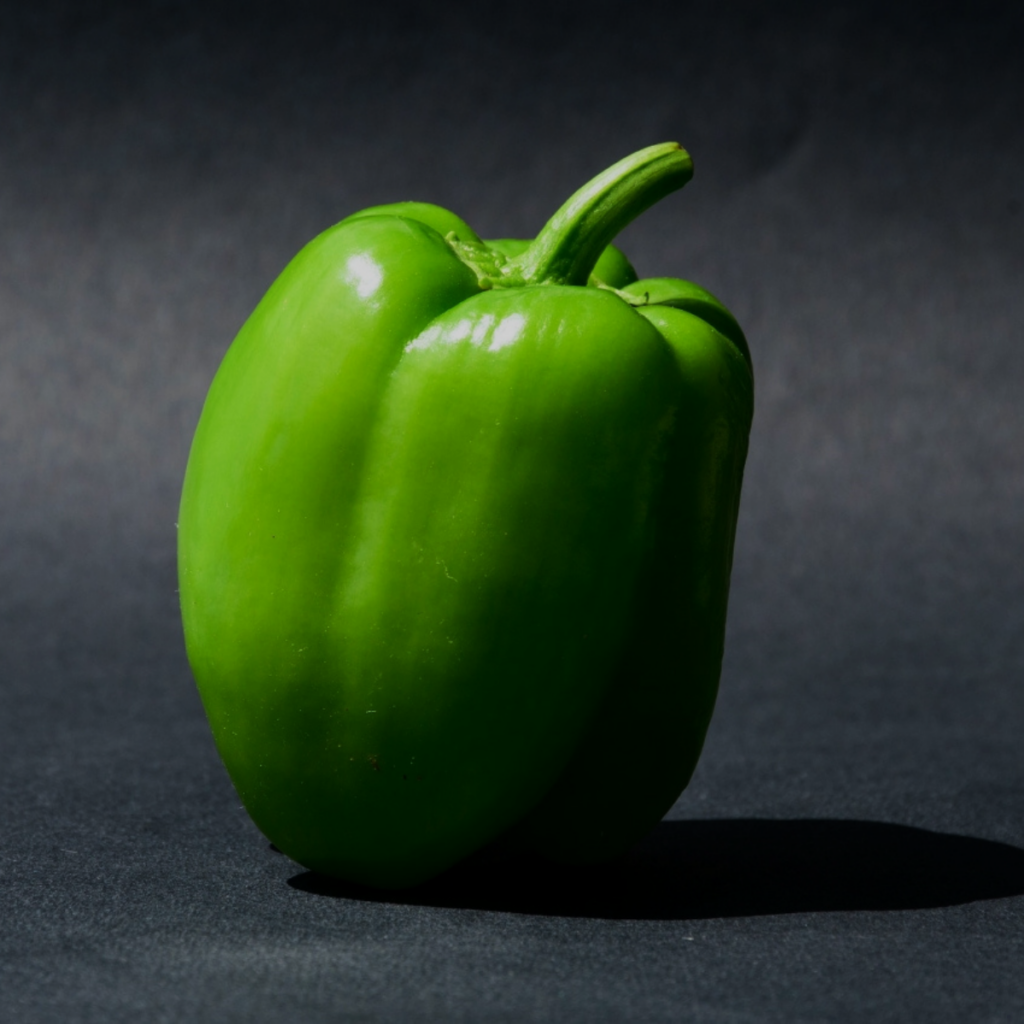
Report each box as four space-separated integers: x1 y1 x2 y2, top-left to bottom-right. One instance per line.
178 144 754 888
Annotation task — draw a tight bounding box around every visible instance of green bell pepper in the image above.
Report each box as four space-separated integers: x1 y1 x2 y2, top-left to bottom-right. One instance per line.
178 143 753 888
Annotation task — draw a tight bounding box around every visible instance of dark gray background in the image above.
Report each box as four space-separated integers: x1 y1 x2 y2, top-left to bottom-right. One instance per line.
2 1 1023 1020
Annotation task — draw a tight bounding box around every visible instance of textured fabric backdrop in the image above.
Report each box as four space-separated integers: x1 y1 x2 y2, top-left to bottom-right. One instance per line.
2 1 1023 1020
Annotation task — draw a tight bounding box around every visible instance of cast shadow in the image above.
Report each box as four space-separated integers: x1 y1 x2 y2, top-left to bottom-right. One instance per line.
287 818 1024 920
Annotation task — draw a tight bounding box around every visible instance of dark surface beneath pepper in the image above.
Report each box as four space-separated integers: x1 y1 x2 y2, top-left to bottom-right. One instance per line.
2 1 1024 1021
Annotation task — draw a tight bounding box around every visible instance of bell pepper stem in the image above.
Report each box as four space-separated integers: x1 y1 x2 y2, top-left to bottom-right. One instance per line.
508 143 693 288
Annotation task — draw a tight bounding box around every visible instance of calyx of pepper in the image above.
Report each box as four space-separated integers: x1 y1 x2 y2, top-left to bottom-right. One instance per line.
445 143 693 299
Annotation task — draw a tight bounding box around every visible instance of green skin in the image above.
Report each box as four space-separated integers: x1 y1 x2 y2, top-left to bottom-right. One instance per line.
178 144 753 887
